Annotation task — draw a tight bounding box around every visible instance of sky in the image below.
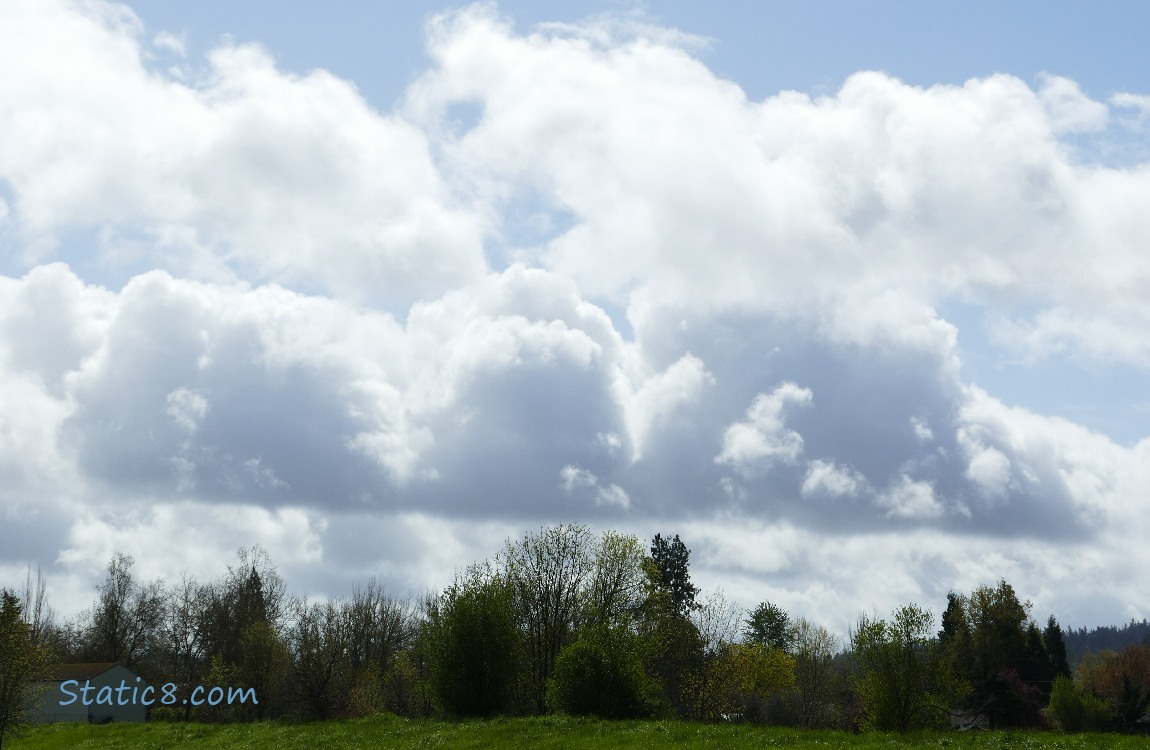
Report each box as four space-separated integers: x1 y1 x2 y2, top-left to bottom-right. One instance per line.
2 0 1150 640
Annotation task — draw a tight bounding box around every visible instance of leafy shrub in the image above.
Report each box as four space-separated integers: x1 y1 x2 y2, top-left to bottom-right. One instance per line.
427 569 519 717
1047 674 1114 732
546 626 649 718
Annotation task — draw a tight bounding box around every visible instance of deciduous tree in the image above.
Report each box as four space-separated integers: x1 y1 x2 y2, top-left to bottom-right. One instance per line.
84 553 164 670
583 531 646 630
745 601 796 653
157 573 208 720
790 618 843 728
289 599 347 720
427 566 519 717
1078 644 1150 730
502 524 592 713
851 604 961 731
1047 674 1112 732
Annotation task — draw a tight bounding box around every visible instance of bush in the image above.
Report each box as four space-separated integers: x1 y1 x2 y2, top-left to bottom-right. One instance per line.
427 570 519 717
1047 675 1114 732
546 626 648 718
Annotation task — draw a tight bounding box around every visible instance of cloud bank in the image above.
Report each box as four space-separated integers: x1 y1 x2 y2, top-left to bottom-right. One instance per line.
2 0 1149 636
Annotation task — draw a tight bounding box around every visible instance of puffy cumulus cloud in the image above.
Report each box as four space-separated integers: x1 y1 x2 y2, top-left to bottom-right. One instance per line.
0 0 485 303
3 1 1150 633
957 427 1012 502
59 270 408 502
1111 92 1150 131
715 382 813 474
1037 73 1109 134
876 475 945 521
910 417 934 443
801 459 866 499
22 262 643 514
952 385 1140 533
621 353 713 461
410 7 1150 364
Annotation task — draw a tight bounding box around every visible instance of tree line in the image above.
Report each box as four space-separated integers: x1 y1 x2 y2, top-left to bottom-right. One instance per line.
1 525 1148 744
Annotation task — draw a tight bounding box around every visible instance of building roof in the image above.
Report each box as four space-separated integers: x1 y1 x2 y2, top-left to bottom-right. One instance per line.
44 662 123 682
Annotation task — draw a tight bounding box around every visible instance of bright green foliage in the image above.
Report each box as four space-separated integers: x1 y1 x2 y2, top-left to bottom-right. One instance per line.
547 626 649 718
851 604 963 731
584 531 646 630
427 568 519 717
194 655 245 723
1047 675 1113 732
689 642 795 722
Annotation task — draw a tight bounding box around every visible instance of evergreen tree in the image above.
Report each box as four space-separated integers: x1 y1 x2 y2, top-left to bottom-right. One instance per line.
954 580 1045 727
649 534 700 616
938 592 969 647
1021 621 1053 698
1043 615 1071 679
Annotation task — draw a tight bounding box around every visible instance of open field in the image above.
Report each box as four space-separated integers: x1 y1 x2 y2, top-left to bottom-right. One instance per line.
8 716 1148 750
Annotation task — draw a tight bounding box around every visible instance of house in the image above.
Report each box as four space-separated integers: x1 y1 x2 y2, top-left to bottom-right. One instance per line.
29 662 151 723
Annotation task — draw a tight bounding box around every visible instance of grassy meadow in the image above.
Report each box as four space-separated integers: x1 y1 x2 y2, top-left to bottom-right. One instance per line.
9 715 1148 750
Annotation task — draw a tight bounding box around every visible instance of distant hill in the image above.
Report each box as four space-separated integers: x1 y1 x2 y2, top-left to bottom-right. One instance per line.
1064 619 1150 666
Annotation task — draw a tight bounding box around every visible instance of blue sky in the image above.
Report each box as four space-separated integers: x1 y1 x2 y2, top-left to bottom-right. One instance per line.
126 1 1150 106
2 0 1149 638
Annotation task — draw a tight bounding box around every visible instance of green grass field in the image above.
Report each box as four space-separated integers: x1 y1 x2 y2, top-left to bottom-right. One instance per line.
8 715 1148 750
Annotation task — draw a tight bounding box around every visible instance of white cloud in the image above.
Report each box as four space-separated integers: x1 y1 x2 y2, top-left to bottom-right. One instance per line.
801 459 866 498
716 382 813 473
954 385 1134 528
620 353 713 461
1037 73 1109 134
1111 92 1150 130
0 0 486 303
152 31 186 58
594 483 631 509
957 427 1012 501
3 1 1150 636
558 465 631 510
559 464 596 492
876 475 944 520
57 501 325 590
